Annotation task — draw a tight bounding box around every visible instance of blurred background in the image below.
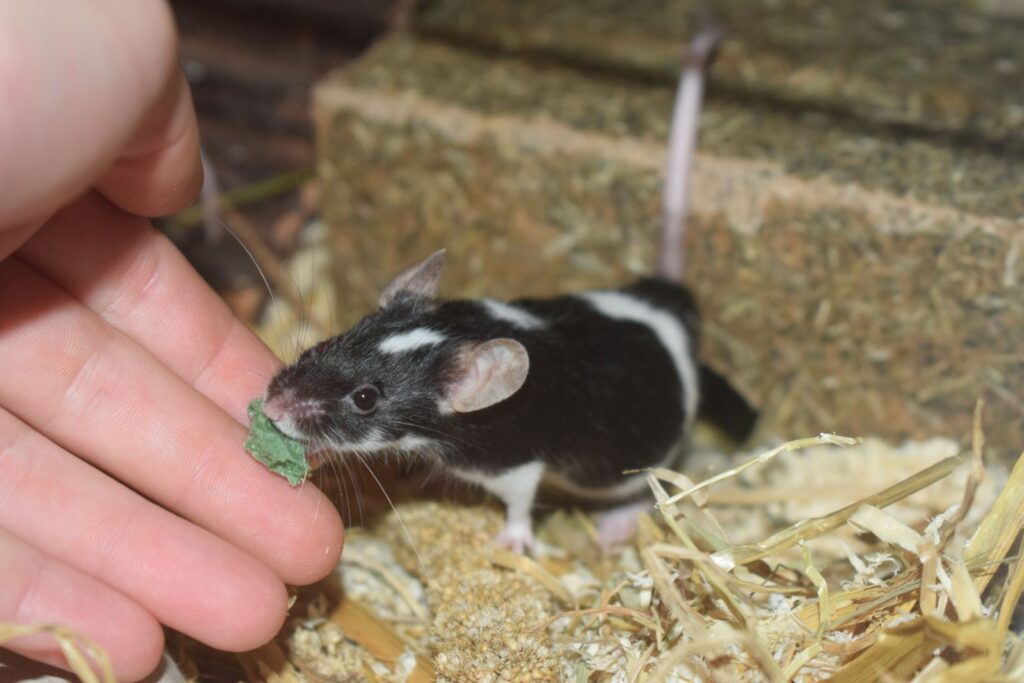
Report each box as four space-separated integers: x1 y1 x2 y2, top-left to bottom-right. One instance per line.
167 0 1024 465
165 0 395 309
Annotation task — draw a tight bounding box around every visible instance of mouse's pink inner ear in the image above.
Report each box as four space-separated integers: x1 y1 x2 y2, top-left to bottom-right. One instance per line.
378 249 447 308
447 339 530 413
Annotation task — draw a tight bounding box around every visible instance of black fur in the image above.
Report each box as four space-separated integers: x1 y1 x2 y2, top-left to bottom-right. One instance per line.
698 365 758 441
265 277 724 491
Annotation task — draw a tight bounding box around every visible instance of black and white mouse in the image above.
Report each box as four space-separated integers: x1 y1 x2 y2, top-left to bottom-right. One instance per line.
261 28 754 552
262 249 753 551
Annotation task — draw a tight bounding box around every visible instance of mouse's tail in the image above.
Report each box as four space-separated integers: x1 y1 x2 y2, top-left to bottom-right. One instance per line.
658 23 722 282
697 363 758 443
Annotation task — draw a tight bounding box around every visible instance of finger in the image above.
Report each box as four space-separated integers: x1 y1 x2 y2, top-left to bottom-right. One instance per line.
20 192 280 426
95 70 203 217
0 258 344 585
0 222 38 262
0 409 288 654
0 528 164 681
0 0 201 228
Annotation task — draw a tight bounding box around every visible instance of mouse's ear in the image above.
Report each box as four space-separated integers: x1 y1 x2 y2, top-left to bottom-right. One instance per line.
445 339 530 412
379 249 446 308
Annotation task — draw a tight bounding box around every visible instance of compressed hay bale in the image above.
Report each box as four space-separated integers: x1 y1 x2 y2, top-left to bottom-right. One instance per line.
416 0 1024 145
314 36 1023 456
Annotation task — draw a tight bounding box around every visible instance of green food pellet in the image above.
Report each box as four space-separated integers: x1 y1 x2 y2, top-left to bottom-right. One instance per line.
244 398 309 486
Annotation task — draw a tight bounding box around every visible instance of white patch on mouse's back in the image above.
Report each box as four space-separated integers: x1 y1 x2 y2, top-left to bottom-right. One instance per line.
482 299 546 330
378 327 446 354
581 291 699 422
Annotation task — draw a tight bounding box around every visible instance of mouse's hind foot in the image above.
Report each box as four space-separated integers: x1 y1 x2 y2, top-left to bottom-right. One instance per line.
597 501 651 551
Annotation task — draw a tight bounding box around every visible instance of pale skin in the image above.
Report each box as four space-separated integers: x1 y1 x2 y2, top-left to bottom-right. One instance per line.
0 1 344 680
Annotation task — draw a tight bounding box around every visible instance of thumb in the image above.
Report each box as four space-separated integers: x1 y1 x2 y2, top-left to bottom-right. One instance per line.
0 0 202 231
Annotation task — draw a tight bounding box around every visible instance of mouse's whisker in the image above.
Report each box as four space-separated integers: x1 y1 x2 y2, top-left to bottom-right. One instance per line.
296 246 309 353
350 449 428 579
277 227 314 363
324 249 337 338
290 288 307 363
241 368 276 385
346 453 367 529
218 218 295 363
310 435 353 528
302 229 330 348
327 449 353 528
417 458 453 496
392 419 479 451
319 431 372 529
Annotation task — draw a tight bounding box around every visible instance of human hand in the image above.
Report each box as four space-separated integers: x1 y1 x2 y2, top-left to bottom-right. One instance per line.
0 2 344 679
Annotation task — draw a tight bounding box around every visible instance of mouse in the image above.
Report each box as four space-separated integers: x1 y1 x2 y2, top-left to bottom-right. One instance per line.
260 27 755 552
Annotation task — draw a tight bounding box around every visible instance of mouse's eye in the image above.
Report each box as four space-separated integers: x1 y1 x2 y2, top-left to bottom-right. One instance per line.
350 385 379 414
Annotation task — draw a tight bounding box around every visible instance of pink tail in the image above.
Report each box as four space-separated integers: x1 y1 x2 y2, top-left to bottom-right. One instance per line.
658 25 722 282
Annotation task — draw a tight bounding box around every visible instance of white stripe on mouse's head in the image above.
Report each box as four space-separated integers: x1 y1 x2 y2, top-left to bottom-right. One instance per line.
378 327 446 354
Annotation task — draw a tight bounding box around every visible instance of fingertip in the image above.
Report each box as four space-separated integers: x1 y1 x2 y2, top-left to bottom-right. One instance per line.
112 616 167 683
0 529 167 683
77 590 167 679
96 74 204 217
9 611 165 683
263 482 346 586
0 0 197 226
152 531 290 653
202 563 290 652
174 438 345 589
292 509 346 587
96 0 201 217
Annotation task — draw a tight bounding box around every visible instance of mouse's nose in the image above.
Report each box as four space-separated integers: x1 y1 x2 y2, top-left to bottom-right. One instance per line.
263 388 295 422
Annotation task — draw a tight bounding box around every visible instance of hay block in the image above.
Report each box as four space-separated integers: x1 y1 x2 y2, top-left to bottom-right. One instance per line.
416 0 1024 145
314 36 1024 455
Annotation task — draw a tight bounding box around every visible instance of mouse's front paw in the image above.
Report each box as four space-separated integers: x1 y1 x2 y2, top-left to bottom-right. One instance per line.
495 521 534 554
